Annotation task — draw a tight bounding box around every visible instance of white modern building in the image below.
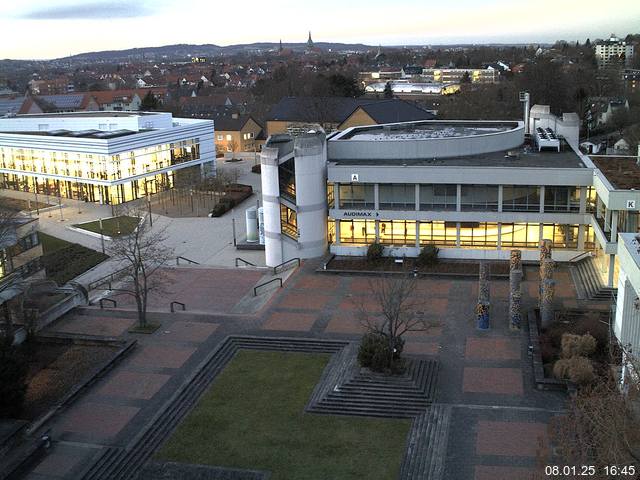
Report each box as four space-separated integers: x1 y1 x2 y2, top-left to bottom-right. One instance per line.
0 111 215 204
595 34 635 69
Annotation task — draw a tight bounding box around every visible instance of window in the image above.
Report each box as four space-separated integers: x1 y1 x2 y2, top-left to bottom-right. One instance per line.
502 186 540 212
379 184 415 210
541 224 579 249
420 184 457 211
379 220 416 245
419 221 457 246
460 185 499 211
500 223 540 248
544 186 580 212
459 222 499 247
280 204 297 239
339 184 374 209
279 158 296 201
225 134 232 141
217 135 223 141
327 183 334 208
339 219 376 244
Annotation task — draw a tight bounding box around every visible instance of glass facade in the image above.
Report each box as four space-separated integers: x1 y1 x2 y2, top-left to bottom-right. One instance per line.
379 220 416 245
280 204 297 239
379 184 415 210
0 139 201 205
502 186 540 212
460 185 499 211
278 157 296 201
339 184 374 209
544 186 580 212
420 184 457 211
459 222 499 247
339 219 376 244
500 223 540 248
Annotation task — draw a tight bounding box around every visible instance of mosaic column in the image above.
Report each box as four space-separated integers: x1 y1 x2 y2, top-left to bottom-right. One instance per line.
540 278 556 327
539 239 552 304
477 261 491 330
509 249 523 330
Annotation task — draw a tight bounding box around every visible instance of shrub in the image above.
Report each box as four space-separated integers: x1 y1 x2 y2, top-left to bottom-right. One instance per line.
416 244 440 267
552 356 595 385
358 332 405 373
209 203 228 217
561 333 597 358
366 243 384 263
0 346 28 418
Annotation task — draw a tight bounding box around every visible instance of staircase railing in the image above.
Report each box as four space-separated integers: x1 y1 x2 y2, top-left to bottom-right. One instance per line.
88 265 131 291
273 257 300 275
254 277 282 296
568 251 592 263
99 298 117 309
235 257 256 267
176 256 200 266
170 301 186 312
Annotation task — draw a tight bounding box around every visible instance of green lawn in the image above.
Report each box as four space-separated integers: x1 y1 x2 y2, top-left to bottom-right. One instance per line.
157 350 411 480
39 232 108 285
73 215 140 237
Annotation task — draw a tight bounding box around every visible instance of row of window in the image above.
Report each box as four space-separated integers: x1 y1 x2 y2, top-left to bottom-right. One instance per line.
338 184 589 213
331 219 594 250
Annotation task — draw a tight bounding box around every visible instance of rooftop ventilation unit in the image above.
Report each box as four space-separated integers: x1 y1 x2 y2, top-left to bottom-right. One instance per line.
534 127 560 152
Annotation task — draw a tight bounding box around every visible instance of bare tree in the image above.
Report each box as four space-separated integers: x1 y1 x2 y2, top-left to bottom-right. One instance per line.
357 273 438 372
107 210 172 328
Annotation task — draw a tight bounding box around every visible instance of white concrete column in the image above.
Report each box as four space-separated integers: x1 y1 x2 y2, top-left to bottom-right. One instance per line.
415 221 421 248
334 219 340 245
498 185 503 213
415 184 420 211
456 184 462 212
497 223 502 249
375 220 380 242
578 224 586 250
608 254 616 287
579 186 587 214
605 208 612 232
539 185 545 213
611 210 619 242
260 147 283 267
456 222 461 247
333 182 340 208
374 184 379 210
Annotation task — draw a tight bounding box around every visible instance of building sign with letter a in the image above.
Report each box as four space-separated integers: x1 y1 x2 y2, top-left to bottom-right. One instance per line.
351 173 359 182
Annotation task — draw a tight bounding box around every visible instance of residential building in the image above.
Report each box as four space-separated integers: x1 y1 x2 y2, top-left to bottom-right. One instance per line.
595 34 634 69
587 97 630 125
28 77 74 96
0 111 215 205
265 97 435 137
422 68 498 84
623 69 640 94
214 114 263 153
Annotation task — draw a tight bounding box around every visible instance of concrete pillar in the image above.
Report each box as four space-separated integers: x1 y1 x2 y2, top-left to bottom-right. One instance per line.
539 185 545 213
579 186 587 214
611 210 619 242
375 220 380 243
608 254 616 287
415 184 420 211
415 221 420 248
596 196 604 219
497 223 502 249
456 184 462 212
456 222 461 247
577 224 586 250
334 219 341 245
498 185 503 213
333 182 340 208
374 183 379 210
605 208 612 232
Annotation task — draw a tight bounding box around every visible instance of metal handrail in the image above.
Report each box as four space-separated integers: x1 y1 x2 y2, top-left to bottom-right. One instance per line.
254 277 282 296
88 265 131 291
99 298 117 309
235 257 256 267
176 256 200 266
273 257 300 275
568 251 592 263
170 301 186 312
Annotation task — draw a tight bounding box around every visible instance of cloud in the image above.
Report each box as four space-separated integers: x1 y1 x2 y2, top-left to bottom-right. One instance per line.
18 1 155 20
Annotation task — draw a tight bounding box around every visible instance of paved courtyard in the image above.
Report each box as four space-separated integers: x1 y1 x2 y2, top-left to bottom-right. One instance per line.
24 259 590 479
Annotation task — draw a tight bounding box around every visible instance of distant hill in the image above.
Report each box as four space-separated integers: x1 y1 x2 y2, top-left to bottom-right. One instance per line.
57 42 374 62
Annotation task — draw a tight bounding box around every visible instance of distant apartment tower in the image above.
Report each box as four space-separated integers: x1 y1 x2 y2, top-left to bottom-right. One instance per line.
595 34 634 69
28 78 74 95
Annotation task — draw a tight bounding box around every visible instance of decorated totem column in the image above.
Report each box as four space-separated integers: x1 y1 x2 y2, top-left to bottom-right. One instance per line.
539 239 553 305
476 260 491 330
540 257 556 327
509 249 523 330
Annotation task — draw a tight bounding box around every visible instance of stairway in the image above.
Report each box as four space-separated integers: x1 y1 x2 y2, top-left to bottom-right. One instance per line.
572 256 617 301
399 404 452 480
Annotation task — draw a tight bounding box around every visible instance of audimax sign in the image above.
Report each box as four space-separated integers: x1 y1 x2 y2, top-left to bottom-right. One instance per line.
342 211 380 218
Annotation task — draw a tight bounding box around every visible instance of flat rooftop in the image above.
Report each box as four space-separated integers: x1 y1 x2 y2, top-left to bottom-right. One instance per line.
337 121 519 141
591 156 640 190
13 111 158 119
330 141 587 169
0 128 147 139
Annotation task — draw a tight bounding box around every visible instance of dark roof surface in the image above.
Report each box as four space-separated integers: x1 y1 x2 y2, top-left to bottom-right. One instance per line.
592 156 640 190
214 114 258 131
266 97 434 124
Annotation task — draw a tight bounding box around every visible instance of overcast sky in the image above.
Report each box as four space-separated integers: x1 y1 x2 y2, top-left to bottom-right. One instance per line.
2 0 640 60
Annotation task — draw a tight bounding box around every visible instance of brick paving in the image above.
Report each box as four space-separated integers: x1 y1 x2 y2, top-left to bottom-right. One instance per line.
28 260 586 479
